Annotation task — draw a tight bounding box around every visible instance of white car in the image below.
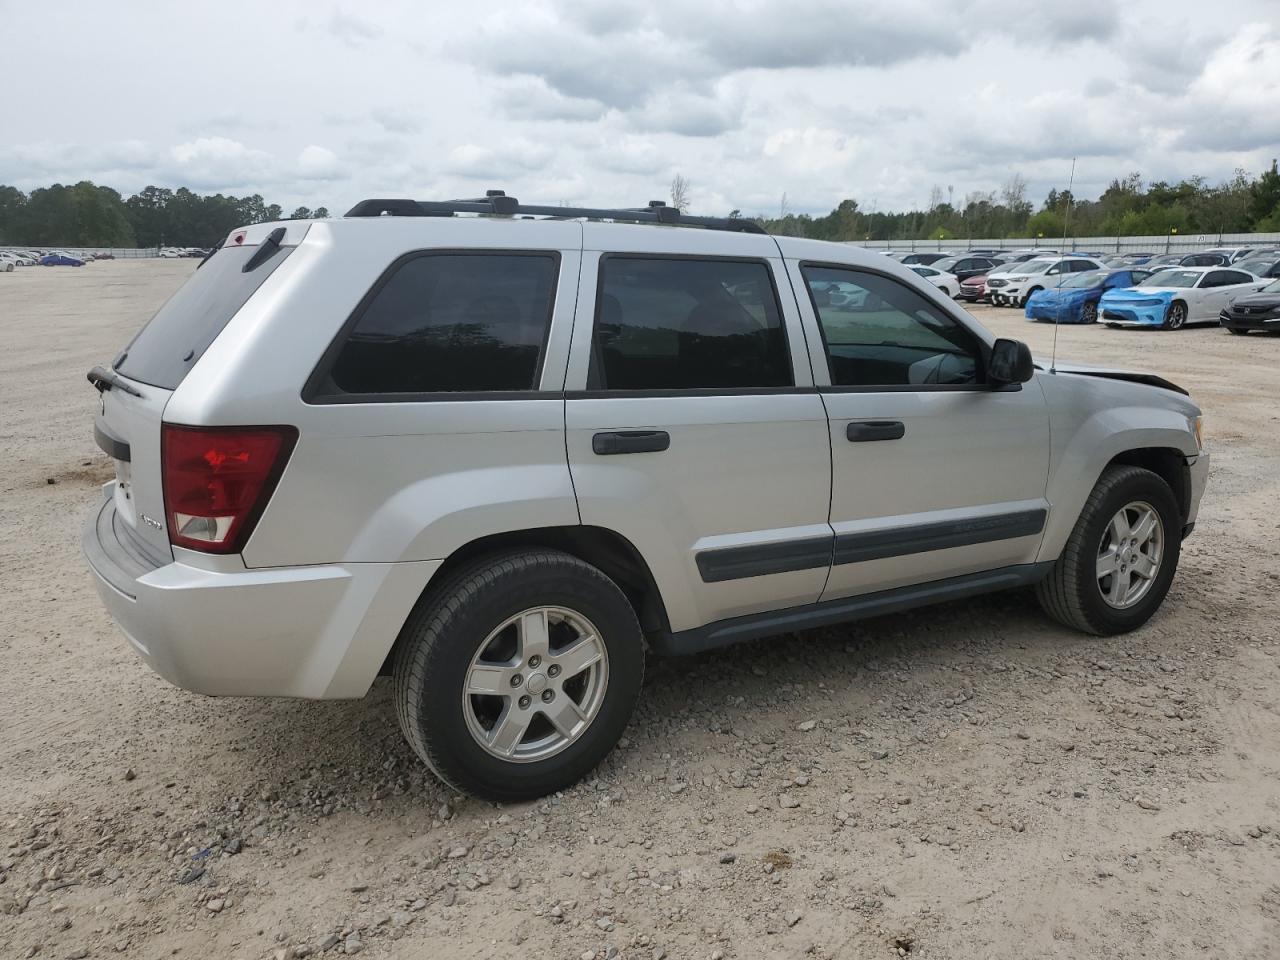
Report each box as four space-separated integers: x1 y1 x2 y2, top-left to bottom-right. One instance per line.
159 248 182 258
987 256 1106 307
1099 267 1266 329
911 265 962 298
1 251 36 267
0 256 14 272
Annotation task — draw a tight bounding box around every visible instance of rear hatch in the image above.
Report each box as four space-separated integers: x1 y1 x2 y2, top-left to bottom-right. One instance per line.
91 224 299 560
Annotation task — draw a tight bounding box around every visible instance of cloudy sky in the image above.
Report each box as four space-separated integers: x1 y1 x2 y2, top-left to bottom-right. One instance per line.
4 0 1279 216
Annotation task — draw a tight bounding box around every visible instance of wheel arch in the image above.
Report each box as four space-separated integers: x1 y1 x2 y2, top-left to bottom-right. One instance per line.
379 525 671 676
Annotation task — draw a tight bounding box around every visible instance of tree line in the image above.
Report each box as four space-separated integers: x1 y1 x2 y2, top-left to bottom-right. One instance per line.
748 161 1280 242
5 162 1280 248
0 182 330 248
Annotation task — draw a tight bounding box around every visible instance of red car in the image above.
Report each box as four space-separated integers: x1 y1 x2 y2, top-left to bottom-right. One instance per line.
958 273 988 302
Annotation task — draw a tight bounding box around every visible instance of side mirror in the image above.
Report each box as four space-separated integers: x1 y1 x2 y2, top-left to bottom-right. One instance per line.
989 338 1034 385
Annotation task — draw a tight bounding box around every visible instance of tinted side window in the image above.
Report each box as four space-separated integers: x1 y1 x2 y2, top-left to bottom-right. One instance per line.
324 253 558 395
803 267 984 387
593 258 792 390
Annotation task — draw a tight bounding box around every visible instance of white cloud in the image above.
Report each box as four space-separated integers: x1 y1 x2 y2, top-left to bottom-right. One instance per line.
1 0 1277 215
296 145 343 180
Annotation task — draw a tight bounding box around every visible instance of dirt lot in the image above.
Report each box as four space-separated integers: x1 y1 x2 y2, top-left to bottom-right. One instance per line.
1 259 1278 960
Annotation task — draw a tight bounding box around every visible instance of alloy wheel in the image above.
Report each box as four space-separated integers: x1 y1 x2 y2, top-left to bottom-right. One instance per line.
1096 501 1164 609
462 606 609 762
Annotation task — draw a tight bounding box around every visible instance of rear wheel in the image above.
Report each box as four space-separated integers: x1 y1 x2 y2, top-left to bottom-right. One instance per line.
1036 465 1181 635
1163 301 1188 330
1081 301 1099 324
393 550 644 801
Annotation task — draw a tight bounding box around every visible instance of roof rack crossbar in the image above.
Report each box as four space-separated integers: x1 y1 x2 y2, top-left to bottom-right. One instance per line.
343 194 764 234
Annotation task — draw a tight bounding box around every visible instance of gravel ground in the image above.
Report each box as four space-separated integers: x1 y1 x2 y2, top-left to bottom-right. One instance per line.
1 260 1278 960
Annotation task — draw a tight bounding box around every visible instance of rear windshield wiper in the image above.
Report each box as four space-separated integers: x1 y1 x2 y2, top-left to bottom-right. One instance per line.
87 365 143 397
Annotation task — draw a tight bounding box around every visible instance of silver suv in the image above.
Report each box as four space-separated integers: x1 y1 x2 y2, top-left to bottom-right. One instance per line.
83 194 1208 800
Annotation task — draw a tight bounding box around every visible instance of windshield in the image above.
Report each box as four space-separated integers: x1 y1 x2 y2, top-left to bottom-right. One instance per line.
1237 260 1274 275
1264 278 1280 293
1140 269 1200 289
1056 271 1106 289
910 266 936 277
930 257 958 271
1014 260 1054 275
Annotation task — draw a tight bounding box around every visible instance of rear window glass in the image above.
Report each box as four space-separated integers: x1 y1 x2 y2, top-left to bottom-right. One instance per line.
321 253 558 396
114 243 293 389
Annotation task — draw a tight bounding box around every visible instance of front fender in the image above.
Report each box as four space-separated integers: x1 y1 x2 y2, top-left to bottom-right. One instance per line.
1037 373 1199 562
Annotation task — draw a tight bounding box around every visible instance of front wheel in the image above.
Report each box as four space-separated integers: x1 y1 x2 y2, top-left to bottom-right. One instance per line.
1021 287 1042 308
393 550 644 801
1163 301 1188 330
1035 465 1182 635
1081 301 1098 324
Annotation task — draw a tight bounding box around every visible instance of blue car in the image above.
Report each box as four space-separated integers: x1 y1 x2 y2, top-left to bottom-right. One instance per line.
39 253 86 266
1024 269 1151 324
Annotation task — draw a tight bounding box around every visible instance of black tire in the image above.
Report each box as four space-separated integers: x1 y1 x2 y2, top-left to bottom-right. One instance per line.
393 549 644 801
1035 465 1182 636
1020 288 1040 308
1163 301 1188 330
1081 301 1098 324
1225 326 1249 336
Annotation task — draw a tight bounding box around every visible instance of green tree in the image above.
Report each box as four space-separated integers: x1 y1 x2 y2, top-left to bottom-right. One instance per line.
289 206 313 219
312 206 330 218
1249 159 1280 226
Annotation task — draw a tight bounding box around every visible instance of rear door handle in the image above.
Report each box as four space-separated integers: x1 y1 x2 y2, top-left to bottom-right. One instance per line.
846 420 905 442
592 430 671 455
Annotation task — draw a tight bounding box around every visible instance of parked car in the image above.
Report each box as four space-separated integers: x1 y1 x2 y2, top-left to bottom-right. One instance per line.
1200 247 1262 263
1218 277 1280 335
925 254 1004 283
988 256 1107 307
158 248 183 258
1178 252 1231 267
910 265 962 298
1233 256 1280 279
1120 253 1158 264
1100 267 1265 329
1144 254 1185 268
39 252 85 266
82 196 1209 800
898 252 950 266
0 256 14 272
1025 269 1152 324
1 251 37 267
958 273 989 302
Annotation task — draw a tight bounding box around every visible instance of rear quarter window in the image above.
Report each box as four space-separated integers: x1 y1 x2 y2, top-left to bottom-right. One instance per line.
309 251 559 399
114 243 293 389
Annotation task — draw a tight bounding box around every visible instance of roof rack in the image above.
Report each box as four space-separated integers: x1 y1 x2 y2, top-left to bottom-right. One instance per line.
344 190 765 234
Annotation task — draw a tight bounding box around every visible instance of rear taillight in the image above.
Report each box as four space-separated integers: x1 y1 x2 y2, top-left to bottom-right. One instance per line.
161 424 297 554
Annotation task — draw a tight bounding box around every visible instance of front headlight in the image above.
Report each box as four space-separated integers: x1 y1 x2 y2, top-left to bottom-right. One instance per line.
1192 415 1204 451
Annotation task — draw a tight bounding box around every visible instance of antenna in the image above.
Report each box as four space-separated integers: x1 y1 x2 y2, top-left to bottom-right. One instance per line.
1049 157 1077 375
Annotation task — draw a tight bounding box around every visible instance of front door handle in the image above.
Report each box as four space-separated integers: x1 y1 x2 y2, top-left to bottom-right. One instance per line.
592 430 671 455
846 420 905 442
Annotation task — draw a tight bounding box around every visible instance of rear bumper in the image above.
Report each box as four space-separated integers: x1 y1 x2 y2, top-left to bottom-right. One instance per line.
83 492 438 699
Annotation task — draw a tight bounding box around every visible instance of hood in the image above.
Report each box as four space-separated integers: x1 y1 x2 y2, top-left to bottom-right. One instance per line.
1101 287 1175 300
1034 359 1188 396
961 274 988 286
1229 291 1280 309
